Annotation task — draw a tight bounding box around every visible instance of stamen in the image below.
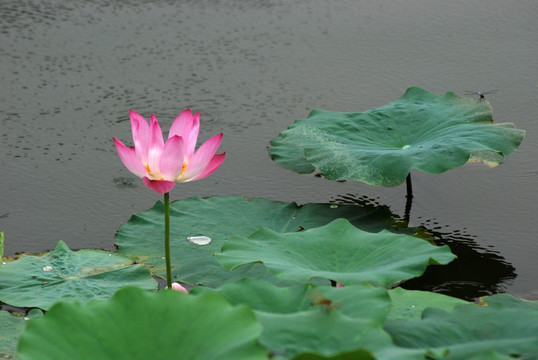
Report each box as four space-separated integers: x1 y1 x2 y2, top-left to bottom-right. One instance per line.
145 164 151 175
180 161 188 175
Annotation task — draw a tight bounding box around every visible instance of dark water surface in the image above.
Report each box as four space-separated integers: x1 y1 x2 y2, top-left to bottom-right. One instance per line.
1 0 537 300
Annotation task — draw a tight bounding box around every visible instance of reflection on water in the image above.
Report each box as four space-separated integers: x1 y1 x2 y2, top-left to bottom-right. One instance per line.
332 193 516 301
401 225 516 301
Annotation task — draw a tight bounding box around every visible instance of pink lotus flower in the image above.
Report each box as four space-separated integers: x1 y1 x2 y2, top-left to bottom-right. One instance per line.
164 282 189 293
169 282 189 293
114 109 225 194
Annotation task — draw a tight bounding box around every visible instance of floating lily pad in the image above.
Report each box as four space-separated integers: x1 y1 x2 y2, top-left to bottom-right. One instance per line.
216 219 455 286
116 196 407 287
17 287 266 360
269 87 525 186
384 300 538 359
0 241 157 310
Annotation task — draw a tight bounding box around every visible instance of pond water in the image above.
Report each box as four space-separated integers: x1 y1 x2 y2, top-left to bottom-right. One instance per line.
1 0 536 300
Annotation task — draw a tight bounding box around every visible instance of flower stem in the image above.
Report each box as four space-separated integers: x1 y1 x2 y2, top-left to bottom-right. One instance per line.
164 192 172 289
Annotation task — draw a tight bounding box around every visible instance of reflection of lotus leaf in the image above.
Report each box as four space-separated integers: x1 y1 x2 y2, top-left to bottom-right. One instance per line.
269 87 525 186
0 241 157 310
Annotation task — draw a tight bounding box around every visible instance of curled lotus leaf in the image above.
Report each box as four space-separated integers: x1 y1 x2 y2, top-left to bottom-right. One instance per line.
269 87 525 186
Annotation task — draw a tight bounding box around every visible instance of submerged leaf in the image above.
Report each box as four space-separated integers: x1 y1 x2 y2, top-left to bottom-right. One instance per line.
116 196 407 287
269 87 525 186
17 287 266 360
0 241 157 310
216 218 455 286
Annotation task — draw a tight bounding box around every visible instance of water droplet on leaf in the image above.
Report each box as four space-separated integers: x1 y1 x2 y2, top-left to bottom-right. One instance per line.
187 236 212 246
42 265 53 272
330 204 338 209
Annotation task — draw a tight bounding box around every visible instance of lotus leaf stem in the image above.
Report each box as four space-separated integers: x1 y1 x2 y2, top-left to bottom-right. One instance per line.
405 173 413 223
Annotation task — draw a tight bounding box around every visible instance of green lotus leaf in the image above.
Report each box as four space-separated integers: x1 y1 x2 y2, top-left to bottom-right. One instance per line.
192 279 394 358
191 280 427 360
191 278 392 320
387 287 468 321
0 241 157 310
216 218 455 286
467 351 517 360
17 287 266 360
480 293 538 310
269 87 525 186
116 196 407 287
384 301 538 359
290 349 376 360
0 309 42 360
257 310 392 360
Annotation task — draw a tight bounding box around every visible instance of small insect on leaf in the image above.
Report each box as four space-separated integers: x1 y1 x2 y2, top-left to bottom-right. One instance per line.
307 289 343 311
464 89 498 102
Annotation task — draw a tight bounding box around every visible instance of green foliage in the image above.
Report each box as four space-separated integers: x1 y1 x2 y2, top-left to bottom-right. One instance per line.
290 349 377 360
17 287 267 360
384 297 538 359
3 82 532 358
116 196 408 287
5 206 536 359
216 219 455 286
191 280 397 359
386 287 468 321
269 87 525 186
0 309 42 360
0 241 157 310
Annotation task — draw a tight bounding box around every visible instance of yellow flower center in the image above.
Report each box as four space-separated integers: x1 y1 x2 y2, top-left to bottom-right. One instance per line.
144 164 152 175
180 161 188 175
